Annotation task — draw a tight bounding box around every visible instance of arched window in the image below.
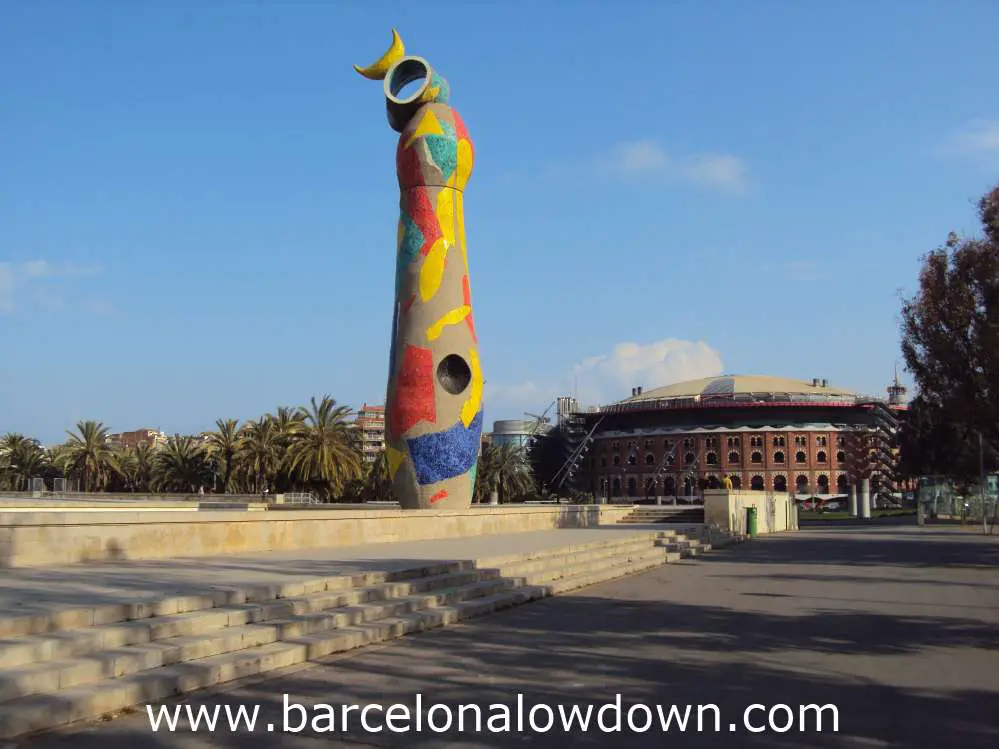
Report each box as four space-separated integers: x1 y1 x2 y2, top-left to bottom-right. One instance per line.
664 477 676 495
731 475 742 489
751 475 765 490
836 451 846 462
706 452 718 465
817 475 829 491
612 478 621 496
728 451 740 464
774 451 785 463
796 475 809 491
837 474 848 490
645 453 655 465
751 451 763 464
613 455 620 466
645 478 656 497
774 475 788 492
707 475 720 489
684 452 695 465
627 453 637 465
816 450 827 463
795 451 807 463
627 478 637 497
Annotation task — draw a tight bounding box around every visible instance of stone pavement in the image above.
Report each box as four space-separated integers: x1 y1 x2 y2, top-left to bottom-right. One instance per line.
14 523 999 748
0 526 675 618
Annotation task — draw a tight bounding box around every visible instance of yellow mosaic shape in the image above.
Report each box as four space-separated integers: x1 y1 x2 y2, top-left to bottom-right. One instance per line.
426 305 471 341
404 109 445 150
387 445 406 479
455 139 473 191
461 348 483 428
419 238 449 303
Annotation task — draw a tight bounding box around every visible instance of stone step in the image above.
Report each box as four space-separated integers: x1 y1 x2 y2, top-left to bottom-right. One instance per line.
482 538 663 580
0 560 477 640
0 548 667 739
0 566 500 669
0 575 518 702
0 537 665 698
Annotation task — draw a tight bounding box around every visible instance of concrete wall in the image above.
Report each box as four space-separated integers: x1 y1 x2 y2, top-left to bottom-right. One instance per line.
703 489 798 535
0 504 634 568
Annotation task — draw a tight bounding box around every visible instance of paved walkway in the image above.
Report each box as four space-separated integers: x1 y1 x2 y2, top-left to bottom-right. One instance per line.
17 523 999 748
0 526 671 618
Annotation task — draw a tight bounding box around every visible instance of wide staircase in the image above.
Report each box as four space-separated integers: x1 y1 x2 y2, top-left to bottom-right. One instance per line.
0 528 737 739
617 505 706 524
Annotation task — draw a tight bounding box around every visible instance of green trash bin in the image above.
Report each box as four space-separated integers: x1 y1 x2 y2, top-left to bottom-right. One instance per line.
746 506 758 537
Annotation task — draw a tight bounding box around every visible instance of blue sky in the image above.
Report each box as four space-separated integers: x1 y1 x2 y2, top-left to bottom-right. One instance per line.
2 1 997 445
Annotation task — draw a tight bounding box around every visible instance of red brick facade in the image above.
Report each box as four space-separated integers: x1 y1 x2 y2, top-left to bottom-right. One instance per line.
590 429 854 499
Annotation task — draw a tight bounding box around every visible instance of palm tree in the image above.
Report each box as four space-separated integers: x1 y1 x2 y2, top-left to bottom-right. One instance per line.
60 421 115 492
475 443 535 504
237 418 282 493
284 395 362 500
153 435 211 493
112 443 156 492
205 418 241 492
364 449 394 502
0 433 48 490
269 406 306 492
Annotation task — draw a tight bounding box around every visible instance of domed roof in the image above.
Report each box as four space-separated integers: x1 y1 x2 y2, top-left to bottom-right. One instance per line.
618 374 857 405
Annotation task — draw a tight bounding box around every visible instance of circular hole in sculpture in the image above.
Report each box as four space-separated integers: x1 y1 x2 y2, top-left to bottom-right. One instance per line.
437 354 472 395
387 57 429 102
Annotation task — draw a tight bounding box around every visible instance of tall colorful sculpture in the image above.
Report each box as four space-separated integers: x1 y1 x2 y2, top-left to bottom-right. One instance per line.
354 30 482 509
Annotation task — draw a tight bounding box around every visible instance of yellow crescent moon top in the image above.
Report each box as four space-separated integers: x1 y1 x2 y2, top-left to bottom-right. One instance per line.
353 28 405 81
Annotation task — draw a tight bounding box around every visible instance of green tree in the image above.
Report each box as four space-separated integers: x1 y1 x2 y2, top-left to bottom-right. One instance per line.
205 418 241 493
59 420 116 492
236 418 282 493
153 435 211 493
474 443 535 504
284 396 362 500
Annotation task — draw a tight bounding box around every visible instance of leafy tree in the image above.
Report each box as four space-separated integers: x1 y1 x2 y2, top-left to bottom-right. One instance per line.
59 420 116 492
153 435 212 493
284 396 362 500
205 418 241 493
474 443 534 503
900 183 999 475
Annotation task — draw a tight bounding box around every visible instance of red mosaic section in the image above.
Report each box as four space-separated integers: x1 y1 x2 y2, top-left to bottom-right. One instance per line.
462 274 477 342
452 110 470 145
429 489 449 504
396 136 425 188
404 187 442 257
389 345 437 438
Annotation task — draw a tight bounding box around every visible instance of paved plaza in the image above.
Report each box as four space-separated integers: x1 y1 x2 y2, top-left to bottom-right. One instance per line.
14 523 999 748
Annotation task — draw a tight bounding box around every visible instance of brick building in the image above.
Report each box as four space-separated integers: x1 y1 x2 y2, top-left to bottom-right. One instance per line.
106 429 167 450
354 404 386 463
578 374 907 502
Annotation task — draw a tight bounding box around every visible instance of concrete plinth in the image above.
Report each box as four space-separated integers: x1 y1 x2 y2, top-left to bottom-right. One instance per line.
848 485 858 517
0 504 633 569
860 478 872 519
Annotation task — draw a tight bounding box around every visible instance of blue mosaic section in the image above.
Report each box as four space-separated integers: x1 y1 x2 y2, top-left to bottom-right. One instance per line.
407 409 483 486
424 120 457 182
396 212 423 295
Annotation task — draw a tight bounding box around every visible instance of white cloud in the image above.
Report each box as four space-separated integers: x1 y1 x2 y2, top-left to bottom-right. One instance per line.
0 259 105 315
484 337 725 418
572 338 724 405
596 139 751 194
0 264 13 314
948 119 999 154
